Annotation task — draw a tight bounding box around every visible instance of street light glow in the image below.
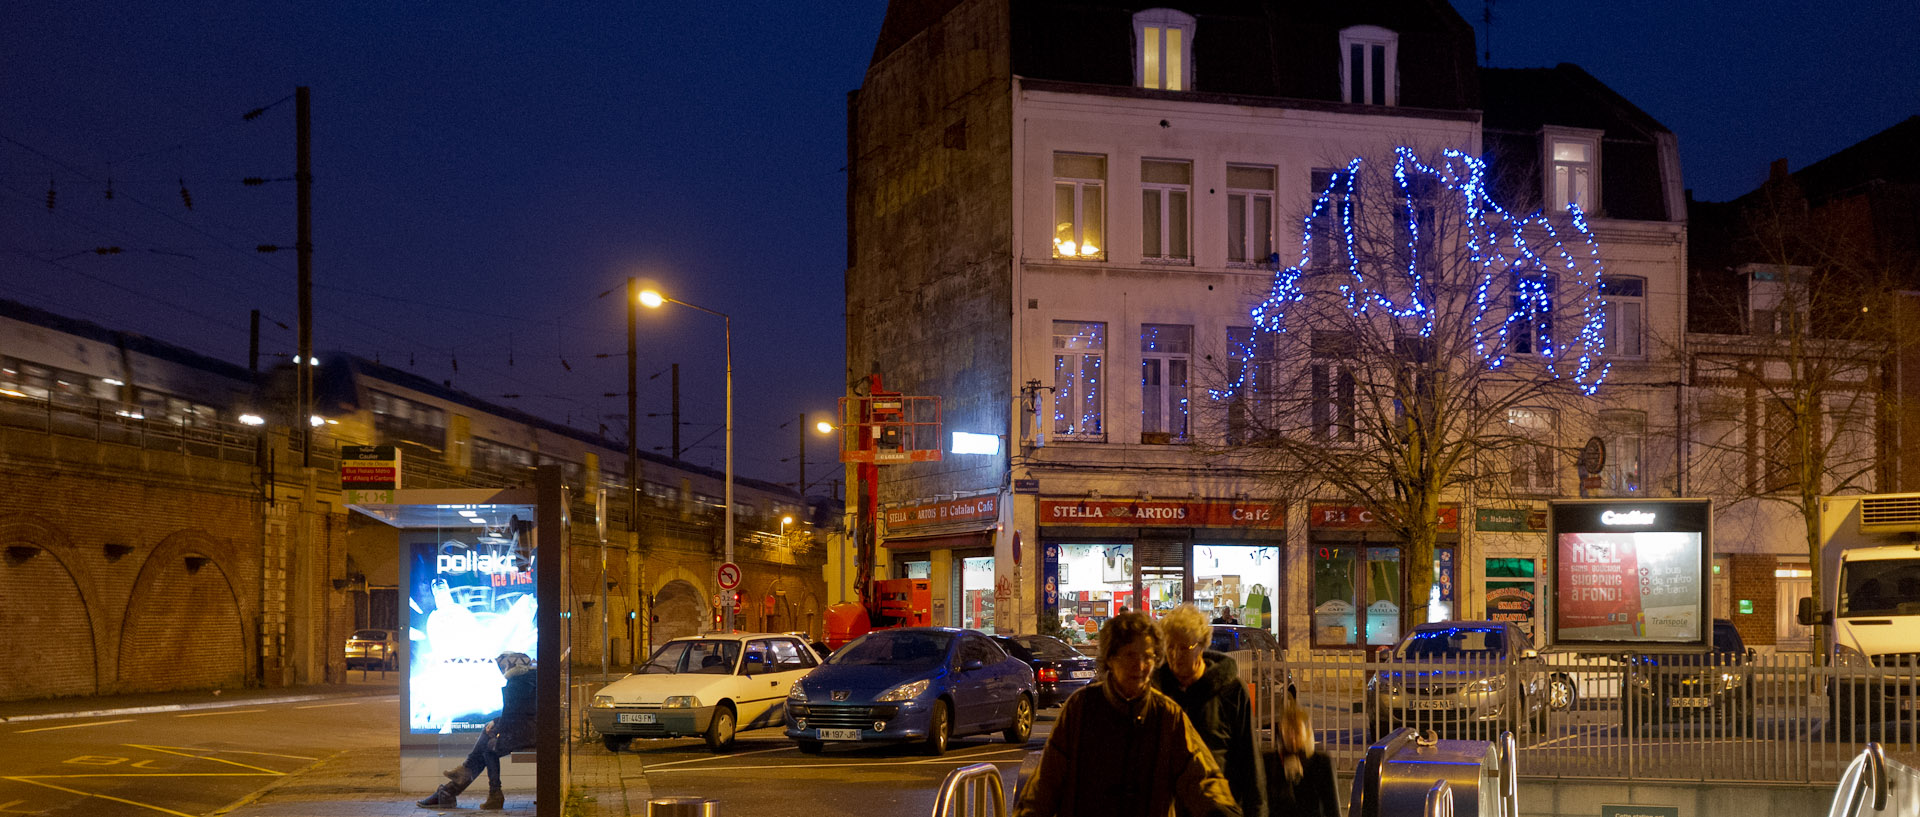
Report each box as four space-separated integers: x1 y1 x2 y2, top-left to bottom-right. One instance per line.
815 420 833 434
638 290 664 308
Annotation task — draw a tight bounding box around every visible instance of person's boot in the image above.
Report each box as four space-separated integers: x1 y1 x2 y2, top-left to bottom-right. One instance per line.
444 766 475 787
416 784 459 809
480 787 505 810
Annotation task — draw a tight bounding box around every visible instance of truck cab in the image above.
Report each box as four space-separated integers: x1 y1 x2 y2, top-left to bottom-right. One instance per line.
1798 493 1920 739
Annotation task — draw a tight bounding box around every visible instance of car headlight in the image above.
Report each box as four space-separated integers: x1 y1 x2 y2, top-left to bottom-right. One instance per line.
1836 643 1871 668
1370 676 1402 694
1464 676 1507 694
663 696 701 708
592 695 615 709
1718 671 1742 691
876 679 931 702
788 685 808 703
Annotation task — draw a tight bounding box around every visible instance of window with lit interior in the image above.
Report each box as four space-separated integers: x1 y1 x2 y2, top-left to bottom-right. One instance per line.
1053 153 1106 259
1339 26 1397 105
1053 321 1106 438
1141 159 1192 262
1140 324 1191 441
1134 9 1195 91
1547 131 1600 214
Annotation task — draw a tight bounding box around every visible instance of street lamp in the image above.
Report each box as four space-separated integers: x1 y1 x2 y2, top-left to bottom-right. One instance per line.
639 286 734 631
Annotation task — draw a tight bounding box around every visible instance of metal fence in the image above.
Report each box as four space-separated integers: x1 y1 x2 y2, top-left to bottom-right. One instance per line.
1252 650 1920 785
0 391 260 464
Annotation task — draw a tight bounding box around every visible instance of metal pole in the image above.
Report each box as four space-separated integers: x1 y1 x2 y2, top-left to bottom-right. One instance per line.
798 412 806 499
295 86 312 467
723 313 734 632
627 277 645 663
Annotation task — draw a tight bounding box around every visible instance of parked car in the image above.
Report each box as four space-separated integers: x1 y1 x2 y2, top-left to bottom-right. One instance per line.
784 627 1035 755
1365 621 1549 742
1210 624 1294 718
1623 618 1755 736
590 632 821 752
343 629 398 670
991 634 1095 708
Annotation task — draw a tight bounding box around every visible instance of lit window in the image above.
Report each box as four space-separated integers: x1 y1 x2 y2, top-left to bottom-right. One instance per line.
1339 26 1398 105
1134 9 1195 91
1507 407 1556 492
1600 275 1644 357
1226 165 1275 265
1599 410 1645 495
1140 324 1191 441
1546 131 1600 214
1052 321 1106 438
1053 153 1106 259
1141 159 1191 262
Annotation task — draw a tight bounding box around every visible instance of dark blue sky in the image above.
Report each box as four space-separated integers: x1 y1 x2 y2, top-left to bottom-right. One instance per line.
2 1 1913 485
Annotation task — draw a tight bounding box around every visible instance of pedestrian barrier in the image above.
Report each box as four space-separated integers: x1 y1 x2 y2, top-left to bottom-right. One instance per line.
929 762 1007 817
1827 743 1920 817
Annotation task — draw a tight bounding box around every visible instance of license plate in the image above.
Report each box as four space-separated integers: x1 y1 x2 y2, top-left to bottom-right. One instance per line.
1413 699 1456 710
817 728 861 741
1669 697 1712 708
1904 698 1917 712
1070 671 1094 679
617 713 657 724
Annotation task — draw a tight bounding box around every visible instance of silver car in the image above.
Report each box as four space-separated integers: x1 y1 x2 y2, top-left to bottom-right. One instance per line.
1365 621 1549 742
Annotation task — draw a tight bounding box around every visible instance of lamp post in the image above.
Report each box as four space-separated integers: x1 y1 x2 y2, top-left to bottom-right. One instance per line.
625 277 643 664
639 287 734 631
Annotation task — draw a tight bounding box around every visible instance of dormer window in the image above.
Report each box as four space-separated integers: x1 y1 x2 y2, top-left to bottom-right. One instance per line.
1134 9 1195 91
1339 26 1397 105
1544 129 1602 214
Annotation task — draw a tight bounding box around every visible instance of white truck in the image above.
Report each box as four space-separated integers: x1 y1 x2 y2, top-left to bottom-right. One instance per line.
1799 493 1920 739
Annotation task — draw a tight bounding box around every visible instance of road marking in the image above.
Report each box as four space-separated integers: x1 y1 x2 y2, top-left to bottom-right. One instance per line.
293 702 358 710
0 777 197 817
175 709 266 719
912 747 1027 763
125 745 283 775
13 773 271 779
646 751 1028 774
204 749 318 761
643 746 788 769
14 720 133 734
0 799 35 814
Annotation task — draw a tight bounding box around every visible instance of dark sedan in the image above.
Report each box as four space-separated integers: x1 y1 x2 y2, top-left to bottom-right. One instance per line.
1623 618 1755 736
991 634 1095 708
784 627 1035 755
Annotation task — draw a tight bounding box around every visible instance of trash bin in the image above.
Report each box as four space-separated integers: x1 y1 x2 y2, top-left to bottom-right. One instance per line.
648 796 718 817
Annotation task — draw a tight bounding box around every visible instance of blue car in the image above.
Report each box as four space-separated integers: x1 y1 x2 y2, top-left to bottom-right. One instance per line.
784 627 1036 755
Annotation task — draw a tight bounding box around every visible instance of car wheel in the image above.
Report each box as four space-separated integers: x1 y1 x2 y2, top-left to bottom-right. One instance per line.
1004 695 1034 744
704 705 736 753
922 700 950 756
1547 674 1576 711
602 735 630 753
796 740 823 754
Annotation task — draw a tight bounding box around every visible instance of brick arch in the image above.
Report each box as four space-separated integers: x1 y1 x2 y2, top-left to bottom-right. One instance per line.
117 530 250 693
0 516 103 698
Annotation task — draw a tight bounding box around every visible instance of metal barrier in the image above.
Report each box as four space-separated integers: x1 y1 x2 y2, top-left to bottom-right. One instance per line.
929 762 1007 817
1254 649 1920 785
1348 728 1514 817
1423 780 1453 817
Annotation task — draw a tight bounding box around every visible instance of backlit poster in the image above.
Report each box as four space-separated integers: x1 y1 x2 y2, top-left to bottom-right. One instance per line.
1549 499 1711 650
406 518 537 734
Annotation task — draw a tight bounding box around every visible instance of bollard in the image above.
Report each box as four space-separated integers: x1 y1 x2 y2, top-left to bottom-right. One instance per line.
647 796 718 817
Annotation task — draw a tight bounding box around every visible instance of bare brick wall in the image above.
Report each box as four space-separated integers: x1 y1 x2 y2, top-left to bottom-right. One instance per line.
1729 552 1778 646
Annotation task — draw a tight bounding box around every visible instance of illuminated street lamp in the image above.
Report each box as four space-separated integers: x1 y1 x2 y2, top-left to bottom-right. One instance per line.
639 287 734 631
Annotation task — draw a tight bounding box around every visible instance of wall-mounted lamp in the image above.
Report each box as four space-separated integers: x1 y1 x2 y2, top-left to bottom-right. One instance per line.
103 543 135 561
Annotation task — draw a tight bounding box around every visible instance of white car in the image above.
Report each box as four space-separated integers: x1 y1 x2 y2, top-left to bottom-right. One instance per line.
590 632 821 752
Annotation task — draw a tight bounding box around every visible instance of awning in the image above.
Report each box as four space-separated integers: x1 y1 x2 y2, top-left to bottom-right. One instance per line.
882 529 994 551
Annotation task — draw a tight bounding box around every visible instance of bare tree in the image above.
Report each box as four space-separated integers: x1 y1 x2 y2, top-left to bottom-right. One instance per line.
1201 147 1614 633
1688 176 1906 629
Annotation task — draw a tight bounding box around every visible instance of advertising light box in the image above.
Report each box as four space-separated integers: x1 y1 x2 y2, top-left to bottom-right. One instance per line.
1547 499 1711 652
404 510 538 735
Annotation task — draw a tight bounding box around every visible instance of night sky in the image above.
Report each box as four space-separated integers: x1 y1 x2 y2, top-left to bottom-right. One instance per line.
3 1 1913 486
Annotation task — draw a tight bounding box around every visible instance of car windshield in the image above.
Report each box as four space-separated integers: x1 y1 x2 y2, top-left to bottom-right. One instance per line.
637 640 740 674
831 632 952 667
1396 627 1506 658
1010 636 1080 660
1840 558 1920 617
352 630 387 640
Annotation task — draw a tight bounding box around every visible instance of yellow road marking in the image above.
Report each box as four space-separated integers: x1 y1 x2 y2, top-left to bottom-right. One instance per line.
175 709 266 719
202 749 318 761
646 755 1026 773
10 773 271 779
14 720 133 734
0 777 197 817
293 702 358 710
642 746 788 769
124 746 284 775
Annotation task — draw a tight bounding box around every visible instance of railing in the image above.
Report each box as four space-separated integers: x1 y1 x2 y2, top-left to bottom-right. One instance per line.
0 391 259 465
1253 649 1920 785
929 763 1007 817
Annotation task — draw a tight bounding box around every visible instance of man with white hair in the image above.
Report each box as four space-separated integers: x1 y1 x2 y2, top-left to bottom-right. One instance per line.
1155 605 1264 817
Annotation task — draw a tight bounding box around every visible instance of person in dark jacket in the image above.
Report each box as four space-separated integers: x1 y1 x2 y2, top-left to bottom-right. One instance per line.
417 652 537 810
1266 703 1340 817
1154 604 1266 817
1014 612 1241 817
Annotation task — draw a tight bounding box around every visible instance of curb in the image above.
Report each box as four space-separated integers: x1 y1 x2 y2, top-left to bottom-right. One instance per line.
0 688 396 724
205 748 346 817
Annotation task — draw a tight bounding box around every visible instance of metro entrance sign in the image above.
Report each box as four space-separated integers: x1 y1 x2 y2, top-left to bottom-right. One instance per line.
716 561 741 591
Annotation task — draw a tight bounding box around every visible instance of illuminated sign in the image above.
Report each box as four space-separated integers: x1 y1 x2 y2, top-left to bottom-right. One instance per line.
1549 499 1711 651
1600 510 1656 526
950 431 1001 455
407 522 537 735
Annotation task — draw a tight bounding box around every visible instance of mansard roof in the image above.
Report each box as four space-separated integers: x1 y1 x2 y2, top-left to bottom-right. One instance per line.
1480 63 1678 222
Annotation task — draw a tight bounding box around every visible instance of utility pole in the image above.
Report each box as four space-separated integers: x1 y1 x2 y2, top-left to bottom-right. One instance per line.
295 86 313 467
626 277 646 666
797 412 807 500
671 363 681 461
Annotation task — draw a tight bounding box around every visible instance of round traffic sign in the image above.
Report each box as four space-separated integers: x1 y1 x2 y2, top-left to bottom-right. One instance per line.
716 562 741 590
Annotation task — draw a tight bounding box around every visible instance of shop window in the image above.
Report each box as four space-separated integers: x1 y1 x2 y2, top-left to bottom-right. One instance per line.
1484 558 1538 642
1599 409 1645 495
1312 546 1401 647
1507 407 1557 493
1053 153 1106 259
1193 545 1280 632
1134 8 1194 91
1226 164 1276 265
1600 275 1644 357
1053 544 1134 644
1140 324 1191 442
1141 159 1192 262
1339 25 1398 105
1053 320 1106 438
897 556 931 580
959 554 995 631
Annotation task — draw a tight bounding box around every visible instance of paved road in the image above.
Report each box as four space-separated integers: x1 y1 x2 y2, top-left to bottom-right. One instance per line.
620 711 1054 817
0 694 395 817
